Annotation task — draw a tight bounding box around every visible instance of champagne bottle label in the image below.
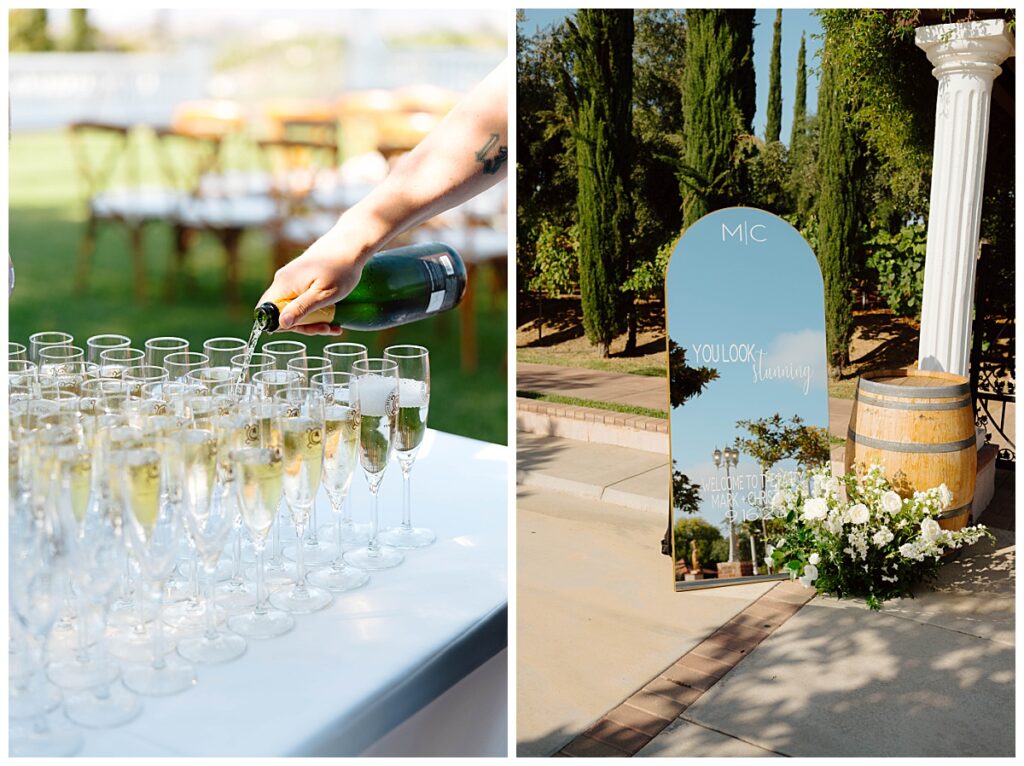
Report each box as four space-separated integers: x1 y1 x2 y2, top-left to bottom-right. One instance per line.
421 253 459 314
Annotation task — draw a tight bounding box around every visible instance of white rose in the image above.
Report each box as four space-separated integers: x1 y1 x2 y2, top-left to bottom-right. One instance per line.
938 484 953 509
771 491 787 510
802 498 829 521
808 553 820 566
798 574 815 589
920 517 942 543
880 491 903 515
847 503 870 524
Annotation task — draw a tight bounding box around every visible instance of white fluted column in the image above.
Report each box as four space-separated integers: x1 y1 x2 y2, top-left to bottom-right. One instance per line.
915 20 1014 376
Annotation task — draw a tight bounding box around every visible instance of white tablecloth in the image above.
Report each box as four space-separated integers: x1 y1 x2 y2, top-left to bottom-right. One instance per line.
75 429 508 757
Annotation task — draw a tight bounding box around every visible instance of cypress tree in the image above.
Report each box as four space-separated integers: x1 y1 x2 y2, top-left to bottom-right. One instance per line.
816 37 857 376
680 10 756 226
765 10 783 143
564 10 634 358
790 32 807 148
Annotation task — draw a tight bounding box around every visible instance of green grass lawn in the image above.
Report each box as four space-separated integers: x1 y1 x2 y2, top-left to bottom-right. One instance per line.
9 130 508 444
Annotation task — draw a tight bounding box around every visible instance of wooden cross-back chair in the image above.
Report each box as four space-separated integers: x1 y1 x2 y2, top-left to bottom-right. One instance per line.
68 121 182 303
156 100 280 313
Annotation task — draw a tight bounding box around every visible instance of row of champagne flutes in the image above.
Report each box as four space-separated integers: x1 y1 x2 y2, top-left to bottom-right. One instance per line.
8 331 432 756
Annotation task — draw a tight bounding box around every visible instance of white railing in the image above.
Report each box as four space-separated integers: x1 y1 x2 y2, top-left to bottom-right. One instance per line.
9 49 210 131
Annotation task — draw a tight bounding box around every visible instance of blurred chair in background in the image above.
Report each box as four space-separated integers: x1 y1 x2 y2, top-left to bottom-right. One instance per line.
69 121 182 303
160 99 277 312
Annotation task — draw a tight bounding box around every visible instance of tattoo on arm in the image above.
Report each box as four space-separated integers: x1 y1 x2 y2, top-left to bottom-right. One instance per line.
475 133 508 175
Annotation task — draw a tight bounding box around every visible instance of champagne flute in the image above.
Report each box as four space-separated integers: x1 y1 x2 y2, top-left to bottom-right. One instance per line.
379 345 435 548
226 414 296 639
144 336 188 369
51 361 99 397
203 336 247 370
232 351 273 384
287 355 332 384
28 331 73 365
117 444 197 695
9 456 83 756
344 358 404 570
123 365 170 398
321 342 370 545
323 342 368 374
186 366 236 392
270 386 333 613
252 369 301 574
56 444 143 728
284 354 335 563
163 351 209 382
262 339 307 372
37 344 85 375
176 427 247 663
10 340 28 361
86 333 131 365
307 372 370 592
98 347 145 380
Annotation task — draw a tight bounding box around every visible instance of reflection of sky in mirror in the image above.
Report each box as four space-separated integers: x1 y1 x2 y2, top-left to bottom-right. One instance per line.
666 208 829 534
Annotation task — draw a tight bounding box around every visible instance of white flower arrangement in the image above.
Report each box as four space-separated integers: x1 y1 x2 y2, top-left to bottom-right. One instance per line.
767 463 991 610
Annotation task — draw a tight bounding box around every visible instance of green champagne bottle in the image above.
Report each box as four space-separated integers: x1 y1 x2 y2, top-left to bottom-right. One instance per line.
255 242 467 333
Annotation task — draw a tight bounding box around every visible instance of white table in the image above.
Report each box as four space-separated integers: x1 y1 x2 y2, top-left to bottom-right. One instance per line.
75 430 508 756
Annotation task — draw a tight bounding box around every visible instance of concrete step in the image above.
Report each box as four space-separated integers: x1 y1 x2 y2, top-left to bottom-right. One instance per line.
517 432 669 514
516 397 668 454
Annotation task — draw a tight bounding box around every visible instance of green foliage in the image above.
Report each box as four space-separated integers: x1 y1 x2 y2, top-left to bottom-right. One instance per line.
563 10 634 357
865 223 927 317
679 9 756 226
63 9 98 52
764 10 783 143
816 10 936 224
790 33 807 149
527 222 578 298
629 10 687 303
748 138 791 215
735 413 831 472
815 38 857 374
672 465 701 514
621 239 670 300
668 339 719 409
672 516 722 565
9 9 53 52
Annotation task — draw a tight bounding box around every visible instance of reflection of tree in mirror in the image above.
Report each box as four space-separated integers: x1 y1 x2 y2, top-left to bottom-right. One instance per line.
668 339 719 408
672 517 752 574
672 517 721 566
671 463 700 514
734 413 831 555
734 413 830 473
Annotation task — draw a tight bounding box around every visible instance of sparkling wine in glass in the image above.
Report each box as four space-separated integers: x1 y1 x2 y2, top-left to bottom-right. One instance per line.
226 445 296 639
344 358 404 570
379 345 434 548
307 372 369 592
270 387 333 612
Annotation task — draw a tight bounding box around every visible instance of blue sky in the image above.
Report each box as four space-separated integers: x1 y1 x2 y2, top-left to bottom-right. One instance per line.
664 208 829 531
518 8 822 147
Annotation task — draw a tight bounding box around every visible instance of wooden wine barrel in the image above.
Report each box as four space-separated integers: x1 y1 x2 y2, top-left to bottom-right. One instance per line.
845 369 976 531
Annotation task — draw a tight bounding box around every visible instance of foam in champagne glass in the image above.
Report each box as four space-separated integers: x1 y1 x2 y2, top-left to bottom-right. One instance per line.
357 374 397 417
398 378 428 407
